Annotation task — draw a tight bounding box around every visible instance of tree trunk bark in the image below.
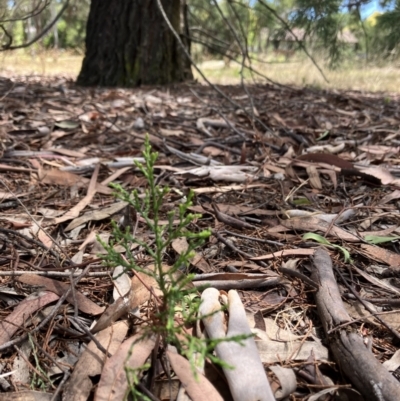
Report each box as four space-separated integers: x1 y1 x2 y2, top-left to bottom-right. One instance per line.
77 0 193 87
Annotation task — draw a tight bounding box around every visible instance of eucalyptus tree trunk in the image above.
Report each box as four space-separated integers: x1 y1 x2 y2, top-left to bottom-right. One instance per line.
77 0 192 87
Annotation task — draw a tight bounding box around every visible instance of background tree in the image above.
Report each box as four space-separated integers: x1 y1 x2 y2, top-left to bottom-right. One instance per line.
77 0 193 87
46 0 90 50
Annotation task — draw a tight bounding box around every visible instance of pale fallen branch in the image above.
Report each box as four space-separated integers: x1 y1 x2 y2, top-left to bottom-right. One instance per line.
200 288 276 401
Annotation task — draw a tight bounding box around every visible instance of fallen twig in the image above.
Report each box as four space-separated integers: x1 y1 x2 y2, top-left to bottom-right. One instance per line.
311 248 400 401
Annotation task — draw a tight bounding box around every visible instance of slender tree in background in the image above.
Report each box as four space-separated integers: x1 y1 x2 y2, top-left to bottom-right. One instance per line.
77 0 193 87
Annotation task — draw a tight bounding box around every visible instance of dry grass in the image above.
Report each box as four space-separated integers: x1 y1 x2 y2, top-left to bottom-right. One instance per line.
0 50 83 78
1 50 399 93
198 57 400 93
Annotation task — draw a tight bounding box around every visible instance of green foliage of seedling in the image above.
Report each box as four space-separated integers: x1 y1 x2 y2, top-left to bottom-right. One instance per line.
125 364 152 401
316 130 330 141
28 335 53 391
364 235 400 245
291 197 312 206
302 232 352 263
101 136 208 351
101 135 250 398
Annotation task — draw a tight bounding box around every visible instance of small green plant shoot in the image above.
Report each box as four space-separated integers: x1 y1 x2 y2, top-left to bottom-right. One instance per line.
100 135 250 399
302 232 352 263
101 135 211 357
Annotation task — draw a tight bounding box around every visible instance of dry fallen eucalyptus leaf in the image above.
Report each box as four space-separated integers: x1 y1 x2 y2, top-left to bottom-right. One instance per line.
17 275 104 315
166 348 224 401
62 321 129 401
172 236 212 273
91 267 163 334
0 291 59 347
94 333 156 401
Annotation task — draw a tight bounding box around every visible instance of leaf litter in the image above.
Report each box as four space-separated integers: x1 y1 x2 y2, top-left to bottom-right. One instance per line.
0 75 400 400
